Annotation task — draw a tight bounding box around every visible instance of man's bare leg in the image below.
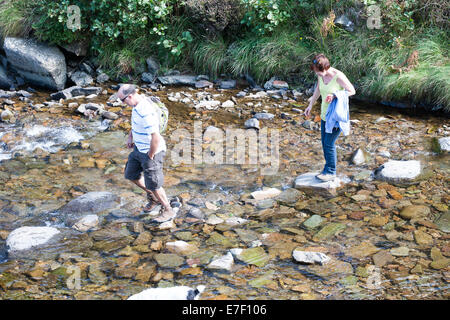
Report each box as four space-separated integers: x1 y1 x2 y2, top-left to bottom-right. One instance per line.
152 187 171 210
131 177 159 203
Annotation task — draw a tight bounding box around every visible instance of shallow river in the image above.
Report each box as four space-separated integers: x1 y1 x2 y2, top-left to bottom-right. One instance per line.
0 84 449 300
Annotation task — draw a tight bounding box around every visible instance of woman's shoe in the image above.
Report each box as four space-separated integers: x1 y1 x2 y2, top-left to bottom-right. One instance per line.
316 173 336 182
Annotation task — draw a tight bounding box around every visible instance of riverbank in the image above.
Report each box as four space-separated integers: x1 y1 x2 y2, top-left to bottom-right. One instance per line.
0 1 449 112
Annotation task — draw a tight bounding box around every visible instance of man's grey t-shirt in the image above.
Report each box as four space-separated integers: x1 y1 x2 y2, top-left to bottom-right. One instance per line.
131 96 167 154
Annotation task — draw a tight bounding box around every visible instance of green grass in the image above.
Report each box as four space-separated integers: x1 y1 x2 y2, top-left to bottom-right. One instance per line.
0 0 35 39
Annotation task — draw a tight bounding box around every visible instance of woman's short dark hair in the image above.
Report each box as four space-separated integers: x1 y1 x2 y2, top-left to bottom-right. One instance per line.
310 54 330 72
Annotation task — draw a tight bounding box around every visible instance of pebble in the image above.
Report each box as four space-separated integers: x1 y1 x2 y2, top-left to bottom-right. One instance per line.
390 246 410 257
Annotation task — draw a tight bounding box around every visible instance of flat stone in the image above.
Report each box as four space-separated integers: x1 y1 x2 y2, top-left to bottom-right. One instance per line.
166 241 198 255
294 172 349 198
233 247 270 267
251 188 281 200
254 113 275 120
414 230 433 246
72 214 99 232
438 137 450 152
153 253 185 268
399 205 430 220
313 223 346 242
308 259 353 278
302 215 324 230
245 118 260 130
434 211 450 233
275 188 302 205
346 242 380 260
390 246 409 257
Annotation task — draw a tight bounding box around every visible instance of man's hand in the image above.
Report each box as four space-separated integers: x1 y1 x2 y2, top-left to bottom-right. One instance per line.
127 134 134 149
147 151 154 160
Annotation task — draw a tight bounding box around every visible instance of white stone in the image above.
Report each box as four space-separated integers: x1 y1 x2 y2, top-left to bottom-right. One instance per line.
244 118 259 129
294 172 349 197
128 285 206 300
225 217 249 227
352 148 367 165
293 250 331 265
206 215 224 225
375 160 421 183
158 220 176 230
439 137 450 152
72 214 99 232
194 100 221 109
6 226 60 251
166 240 197 255
251 188 282 200
221 100 235 108
207 252 234 272
229 248 243 257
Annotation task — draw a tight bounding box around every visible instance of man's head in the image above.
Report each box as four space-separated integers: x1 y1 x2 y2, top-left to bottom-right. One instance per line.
118 84 139 106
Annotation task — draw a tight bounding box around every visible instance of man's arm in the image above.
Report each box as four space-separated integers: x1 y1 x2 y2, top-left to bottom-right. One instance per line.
127 131 134 148
148 132 161 159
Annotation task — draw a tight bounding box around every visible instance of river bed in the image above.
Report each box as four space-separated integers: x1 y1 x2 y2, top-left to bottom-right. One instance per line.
0 84 449 300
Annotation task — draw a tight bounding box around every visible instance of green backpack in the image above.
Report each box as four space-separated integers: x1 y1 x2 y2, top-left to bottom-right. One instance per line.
146 96 169 134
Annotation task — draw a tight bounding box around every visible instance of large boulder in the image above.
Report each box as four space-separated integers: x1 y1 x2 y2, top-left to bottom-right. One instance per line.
3 37 66 90
6 226 60 252
439 137 450 152
374 160 422 185
0 64 14 89
58 191 120 226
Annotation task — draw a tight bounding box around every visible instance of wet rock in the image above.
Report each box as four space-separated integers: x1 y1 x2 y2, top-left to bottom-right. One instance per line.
245 118 260 130
207 252 234 272
188 207 205 220
157 75 197 86
141 72 156 83
154 253 185 268
1 109 14 123
372 250 394 267
313 223 346 242
232 247 270 267
374 160 422 185
345 241 380 259
102 111 119 120
146 57 160 75
6 226 60 252
88 264 108 285
390 246 409 257
0 64 14 89
61 40 89 57
96 73 109 84
308 259 353 278
275 188 302 205
166 241 198 255
221 100 235 108
218 80 236 89
4 37 66 90
72 214 99 232
414 230 433 246
302 215 324 230
434 211 450 233
70 71 93 87
294 172 349 198
50 86 102 100
59 191 120 226
206 215 224 225
438 137 450 152
224 217 249 227
195 80 213 89
251 188 281 200
254 112 275 120
399 205 430 220
351 148 369 165
292 250 330 265
206 232 237 248
128 285 205 300
264 77 288 90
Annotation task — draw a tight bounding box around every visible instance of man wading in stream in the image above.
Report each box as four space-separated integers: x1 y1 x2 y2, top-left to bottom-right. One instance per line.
118 84 175 222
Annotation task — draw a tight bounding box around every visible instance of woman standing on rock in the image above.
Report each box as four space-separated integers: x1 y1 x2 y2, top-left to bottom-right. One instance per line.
304 53 356 181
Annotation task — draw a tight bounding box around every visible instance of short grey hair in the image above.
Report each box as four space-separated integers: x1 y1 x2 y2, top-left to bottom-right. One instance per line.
119 84 137 97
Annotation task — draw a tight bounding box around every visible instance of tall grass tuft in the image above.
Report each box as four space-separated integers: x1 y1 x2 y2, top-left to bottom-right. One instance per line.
192 37 229 79
0 0 35 39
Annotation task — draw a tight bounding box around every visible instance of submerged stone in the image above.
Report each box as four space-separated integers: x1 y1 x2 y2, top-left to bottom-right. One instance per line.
313 223 346 242
234 247 270 267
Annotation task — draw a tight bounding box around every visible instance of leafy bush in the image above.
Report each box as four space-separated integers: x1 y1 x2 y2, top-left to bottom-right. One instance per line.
239 0 291 35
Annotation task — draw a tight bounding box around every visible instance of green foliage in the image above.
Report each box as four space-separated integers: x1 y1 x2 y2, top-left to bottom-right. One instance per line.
239 0 291 35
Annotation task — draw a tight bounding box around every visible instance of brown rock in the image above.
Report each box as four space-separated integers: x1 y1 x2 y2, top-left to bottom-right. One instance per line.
346 241 380 259
372 250 394 267
399 205 431 220
133 231 152 246
414 230 433 246
135 263 156 282
370 215 389 227
348 211 365 220
388 189 403 200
